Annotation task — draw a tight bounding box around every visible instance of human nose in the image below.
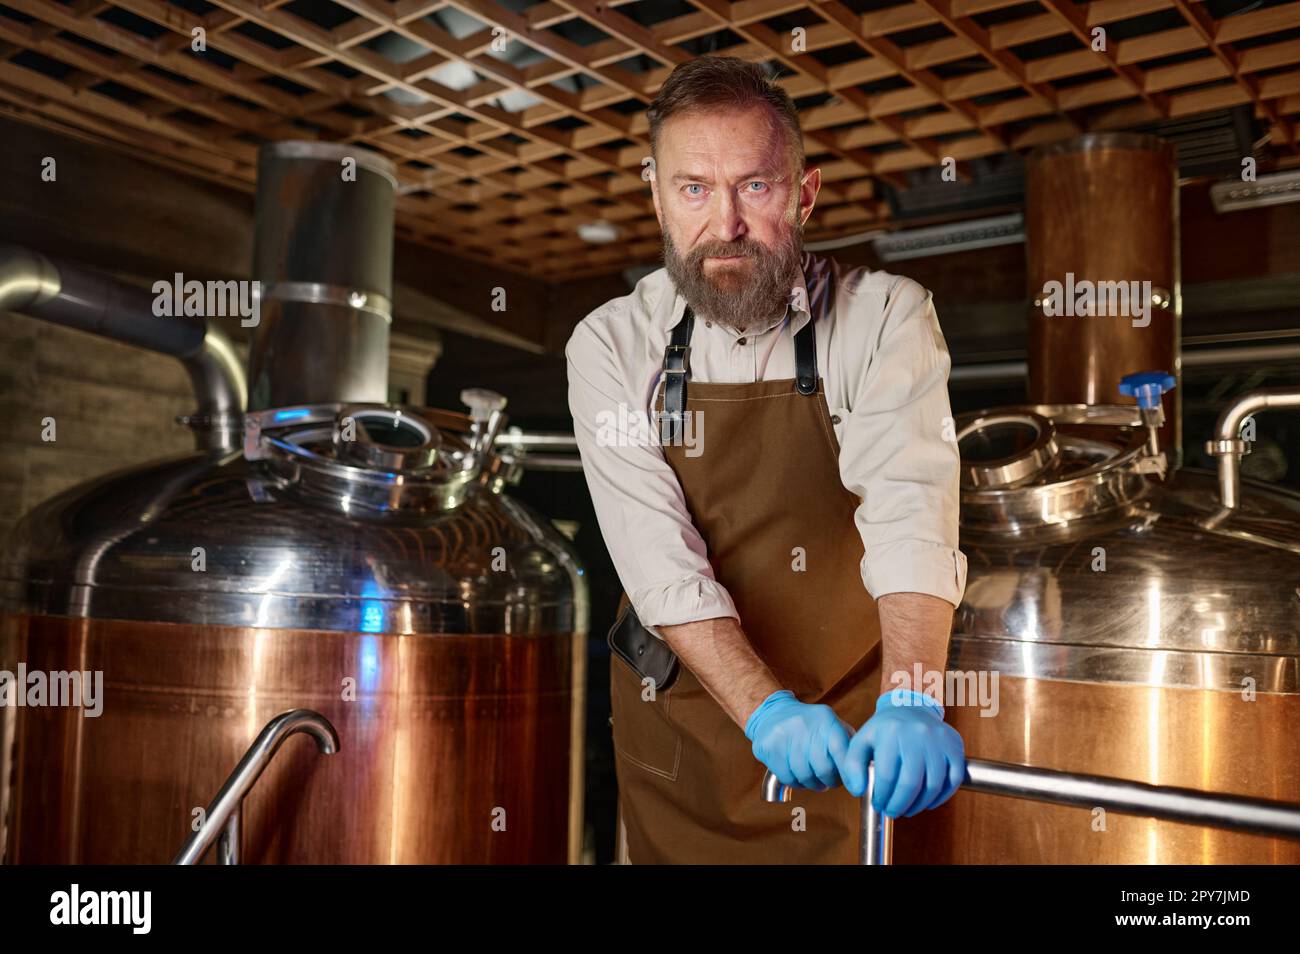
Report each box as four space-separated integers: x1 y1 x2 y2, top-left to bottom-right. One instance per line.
708 188 746 244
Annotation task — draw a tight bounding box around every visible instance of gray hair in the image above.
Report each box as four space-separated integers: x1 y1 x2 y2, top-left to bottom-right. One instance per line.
647 56 805 177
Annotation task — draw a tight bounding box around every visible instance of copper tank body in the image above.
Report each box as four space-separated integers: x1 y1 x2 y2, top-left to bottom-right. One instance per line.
0 413 587 864
895 406 1300 863
897 673 1300 864
1026 133 1181 456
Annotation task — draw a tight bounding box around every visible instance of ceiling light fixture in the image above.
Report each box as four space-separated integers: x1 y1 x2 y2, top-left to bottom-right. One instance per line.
577 221 620 244
1209 169 1300 212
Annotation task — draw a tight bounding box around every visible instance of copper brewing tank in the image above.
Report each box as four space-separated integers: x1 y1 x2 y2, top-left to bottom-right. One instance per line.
897 426 1300 863
895 134 1299 863
1026 133 1181 457
0 143 587 864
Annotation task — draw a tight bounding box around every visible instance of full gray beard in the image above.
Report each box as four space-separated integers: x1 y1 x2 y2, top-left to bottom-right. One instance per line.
661 224 804 334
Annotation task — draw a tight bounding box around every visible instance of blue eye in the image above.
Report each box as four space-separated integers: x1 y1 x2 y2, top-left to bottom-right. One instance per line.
746 181 768 193
684 184 704 196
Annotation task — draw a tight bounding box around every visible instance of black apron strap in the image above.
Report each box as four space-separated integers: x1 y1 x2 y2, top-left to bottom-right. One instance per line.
661 306 694 446
660 304 818 442
795 315 817 395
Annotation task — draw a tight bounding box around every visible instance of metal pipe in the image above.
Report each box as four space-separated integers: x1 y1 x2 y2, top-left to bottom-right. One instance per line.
217 811 240 866
1187 340 1300 366
177 326 246 455
964 758 1300 840
1202 386 1300 528
950 342 1300 386
861 762 893 865
949 360 1029 385
496 430 580 452
763 756 1300 865
172 709 339 865
1211 388 1300 507
488 429 584 473
761 767 895 864
0 244 204 354
510 454 585 472
0 244 246 453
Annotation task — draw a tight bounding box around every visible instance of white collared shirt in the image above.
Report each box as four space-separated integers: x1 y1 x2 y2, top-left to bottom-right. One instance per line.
565 250 968 632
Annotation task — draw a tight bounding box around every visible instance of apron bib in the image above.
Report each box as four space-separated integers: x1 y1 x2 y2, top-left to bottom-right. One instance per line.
610 303 883 864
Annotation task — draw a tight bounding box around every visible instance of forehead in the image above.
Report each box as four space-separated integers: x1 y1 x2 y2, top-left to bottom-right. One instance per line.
656 104 788 172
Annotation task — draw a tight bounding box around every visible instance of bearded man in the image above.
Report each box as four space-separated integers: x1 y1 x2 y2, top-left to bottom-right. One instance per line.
566 55 968 864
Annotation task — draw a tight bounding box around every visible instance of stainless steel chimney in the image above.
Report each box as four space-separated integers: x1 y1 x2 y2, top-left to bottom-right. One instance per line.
248 142 396 409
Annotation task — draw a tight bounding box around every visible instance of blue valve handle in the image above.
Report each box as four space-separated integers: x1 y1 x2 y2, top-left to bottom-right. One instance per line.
1119 370 1176 410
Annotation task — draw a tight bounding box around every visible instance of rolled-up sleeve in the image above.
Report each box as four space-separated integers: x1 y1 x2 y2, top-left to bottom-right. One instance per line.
838 277 968 607
566 319 739 631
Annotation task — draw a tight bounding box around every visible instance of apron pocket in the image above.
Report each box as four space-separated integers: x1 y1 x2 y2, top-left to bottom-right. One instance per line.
610 654 681 781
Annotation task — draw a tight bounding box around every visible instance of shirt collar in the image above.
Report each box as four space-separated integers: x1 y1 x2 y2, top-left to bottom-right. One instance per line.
658 250 821 337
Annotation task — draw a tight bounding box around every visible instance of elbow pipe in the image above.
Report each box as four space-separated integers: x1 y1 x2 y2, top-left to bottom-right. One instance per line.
178 327 246 455
1204 388 1300 521
172 708 339 865
0 245 246 453
1213 388 1300 446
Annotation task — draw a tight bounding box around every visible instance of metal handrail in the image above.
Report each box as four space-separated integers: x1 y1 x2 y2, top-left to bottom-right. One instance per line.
172 709 340 865
762 757 1300 865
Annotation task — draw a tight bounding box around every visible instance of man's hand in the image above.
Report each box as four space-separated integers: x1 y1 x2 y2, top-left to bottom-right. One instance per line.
840 689 965 817
744 690 852 790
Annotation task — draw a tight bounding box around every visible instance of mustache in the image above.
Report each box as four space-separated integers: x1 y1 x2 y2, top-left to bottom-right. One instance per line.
661 224 803 333
687 240 763 262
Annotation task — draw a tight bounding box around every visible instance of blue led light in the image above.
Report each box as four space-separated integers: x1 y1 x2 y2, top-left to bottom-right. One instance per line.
359 579 385 634
273 407 312 423
361 601 384 634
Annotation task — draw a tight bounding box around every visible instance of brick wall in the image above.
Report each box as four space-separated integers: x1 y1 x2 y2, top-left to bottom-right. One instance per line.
0 312 199 542
0 313 442 543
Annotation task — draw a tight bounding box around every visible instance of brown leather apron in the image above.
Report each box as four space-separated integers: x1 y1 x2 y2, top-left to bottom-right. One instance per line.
610 304 882 864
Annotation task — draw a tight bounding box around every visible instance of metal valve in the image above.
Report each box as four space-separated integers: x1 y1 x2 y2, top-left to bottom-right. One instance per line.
460 388 508 464
1119 369 1174 418
1119 370 1175 473
460 387 507 423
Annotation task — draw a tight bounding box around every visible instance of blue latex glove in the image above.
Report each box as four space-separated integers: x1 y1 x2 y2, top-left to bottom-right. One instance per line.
744 690 851 790
841 688 965 818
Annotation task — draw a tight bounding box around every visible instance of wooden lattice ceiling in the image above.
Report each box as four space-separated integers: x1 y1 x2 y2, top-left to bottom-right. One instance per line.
1 0 1299 280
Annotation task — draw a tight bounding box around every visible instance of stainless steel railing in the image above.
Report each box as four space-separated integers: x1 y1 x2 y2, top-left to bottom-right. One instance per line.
762 757 1300 865
495 429 583 472
172 709 339 865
